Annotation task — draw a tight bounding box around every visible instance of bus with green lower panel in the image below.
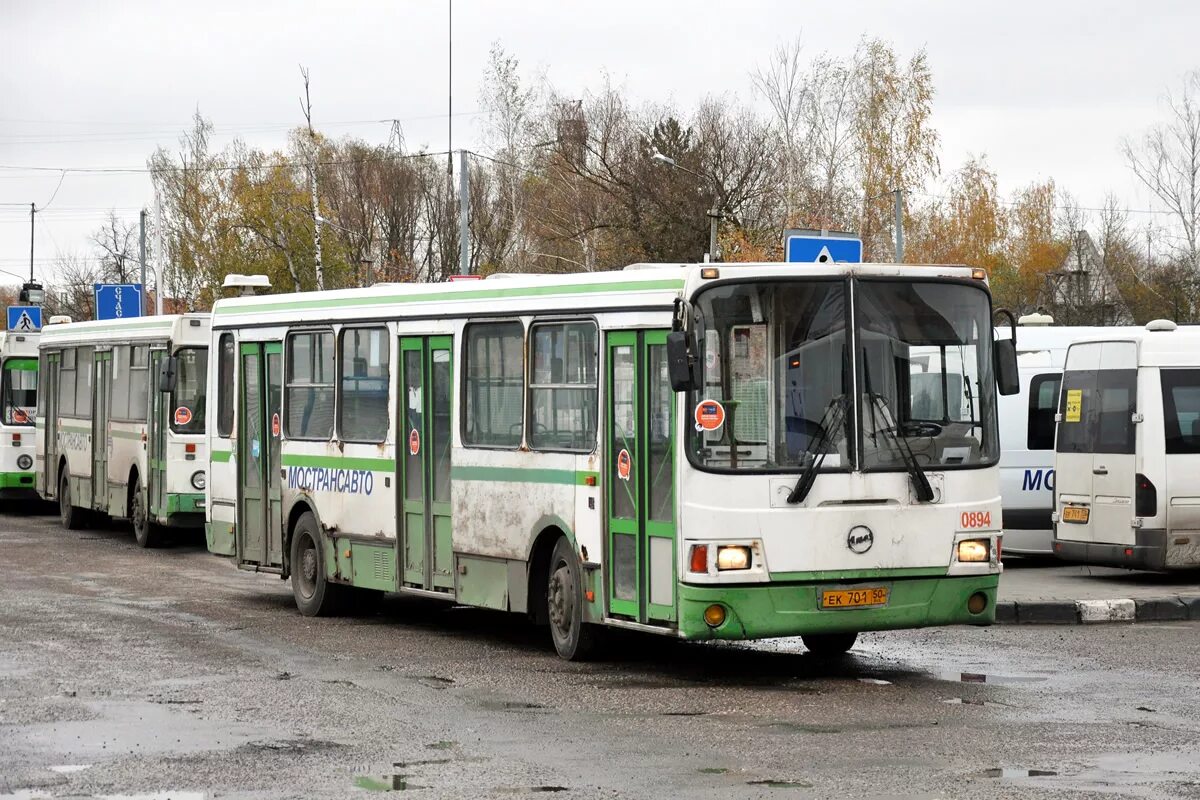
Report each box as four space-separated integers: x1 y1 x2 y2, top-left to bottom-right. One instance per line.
207 263 1017 659
36 315 211 546
0 330 40 498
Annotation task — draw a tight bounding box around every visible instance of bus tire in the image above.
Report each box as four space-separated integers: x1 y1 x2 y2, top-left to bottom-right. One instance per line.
802 632 858 656
58 469 86 531
290 512 343 617
546 536 596 661
130 476 160 548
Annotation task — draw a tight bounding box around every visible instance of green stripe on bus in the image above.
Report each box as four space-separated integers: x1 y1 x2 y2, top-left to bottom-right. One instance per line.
109 429 143 441
214 278 685 316
211 449 232 463
280 453 395 471
42 319 175 337
59 423 90 434
3 358 37 371
450 465 599 486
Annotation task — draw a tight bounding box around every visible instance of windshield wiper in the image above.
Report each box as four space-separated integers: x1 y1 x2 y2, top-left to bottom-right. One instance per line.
867 393 935 502
786 395 846 505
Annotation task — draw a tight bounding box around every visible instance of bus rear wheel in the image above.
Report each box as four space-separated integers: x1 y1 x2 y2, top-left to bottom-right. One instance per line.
546 536 596 661
58 469 85 531
290 512 343 617
802 632 858 656
130 477 160 548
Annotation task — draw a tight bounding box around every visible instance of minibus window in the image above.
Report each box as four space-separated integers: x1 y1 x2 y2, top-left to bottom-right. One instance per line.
1056 368 1135 455
1162 369 1200 454
1027 373 1061 450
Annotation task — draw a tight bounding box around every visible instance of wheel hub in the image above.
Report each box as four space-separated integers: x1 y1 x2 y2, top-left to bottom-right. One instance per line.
548 565 572 633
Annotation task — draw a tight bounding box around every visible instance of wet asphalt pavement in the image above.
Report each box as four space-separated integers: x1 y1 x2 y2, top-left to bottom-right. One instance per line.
1 505 1199 800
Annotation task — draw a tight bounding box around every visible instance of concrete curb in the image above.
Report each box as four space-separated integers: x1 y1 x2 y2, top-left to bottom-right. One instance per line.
995 595 1200 624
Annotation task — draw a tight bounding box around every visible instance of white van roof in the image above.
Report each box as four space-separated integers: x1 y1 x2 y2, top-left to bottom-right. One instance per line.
1064 322 1200 368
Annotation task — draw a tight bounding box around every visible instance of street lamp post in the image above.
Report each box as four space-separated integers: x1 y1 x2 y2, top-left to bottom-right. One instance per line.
651 152 721 262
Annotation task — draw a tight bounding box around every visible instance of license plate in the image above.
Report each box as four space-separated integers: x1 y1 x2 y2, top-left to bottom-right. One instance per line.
1062 506 1090 523
821 587 889 609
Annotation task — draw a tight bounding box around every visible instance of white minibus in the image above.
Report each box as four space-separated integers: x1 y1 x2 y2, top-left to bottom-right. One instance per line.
1053 320 1200 570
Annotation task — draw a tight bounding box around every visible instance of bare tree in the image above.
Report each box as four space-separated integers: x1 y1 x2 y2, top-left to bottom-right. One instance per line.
1123 71 1200 272
299 65 325 289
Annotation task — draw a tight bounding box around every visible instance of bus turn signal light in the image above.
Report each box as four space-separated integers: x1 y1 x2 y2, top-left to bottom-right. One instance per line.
703 604 726 627
957 539 989 562
689 544 709 573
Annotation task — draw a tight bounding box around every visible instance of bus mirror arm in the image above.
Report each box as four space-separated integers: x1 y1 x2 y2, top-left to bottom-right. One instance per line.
992 308 1019 396
158 356 178 394
666 331 698 393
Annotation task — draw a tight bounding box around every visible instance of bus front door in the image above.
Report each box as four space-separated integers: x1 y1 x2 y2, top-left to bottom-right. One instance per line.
397 336 454 593
42 352 60 496
606 330 677 625
92 350 111 510
149 348 168 519
237 342 284 568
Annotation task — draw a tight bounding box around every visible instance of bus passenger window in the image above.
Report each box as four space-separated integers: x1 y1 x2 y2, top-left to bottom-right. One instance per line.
217 334 235 437
528 321 597 451
339 328 389 443
59 348 77 417
109 346 131 420
463 322 524 448
286 331 335 440
1 358 37 426
129 346 149 420
74 347 94 419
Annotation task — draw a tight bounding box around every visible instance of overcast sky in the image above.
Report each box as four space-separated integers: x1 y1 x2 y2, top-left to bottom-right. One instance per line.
1 0 1196 287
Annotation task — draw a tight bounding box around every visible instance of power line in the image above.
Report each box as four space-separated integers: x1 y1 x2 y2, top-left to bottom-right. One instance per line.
0 150 454 175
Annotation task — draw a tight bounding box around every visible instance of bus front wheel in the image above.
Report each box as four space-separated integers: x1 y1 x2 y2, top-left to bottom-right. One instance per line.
58 469 85 531
130 477 160 548
290 513 343 617
546 536 596 661
802 632 858 656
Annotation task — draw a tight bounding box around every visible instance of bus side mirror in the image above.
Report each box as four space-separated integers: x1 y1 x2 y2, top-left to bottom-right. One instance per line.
158 356 178 394
666 331 697 392
995 339 1019 395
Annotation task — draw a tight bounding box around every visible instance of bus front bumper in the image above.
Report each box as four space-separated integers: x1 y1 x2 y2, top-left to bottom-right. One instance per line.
161 492 206 526
677 574 999 641
0 470 37 498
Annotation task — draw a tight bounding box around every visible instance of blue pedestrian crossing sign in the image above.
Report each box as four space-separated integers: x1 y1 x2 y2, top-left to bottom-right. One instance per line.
785 232 863 264
6 306 42 332
93 283 143 321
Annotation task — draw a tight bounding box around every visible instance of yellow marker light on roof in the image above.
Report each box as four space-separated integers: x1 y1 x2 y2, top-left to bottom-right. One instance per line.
971 268 987 280
700 267 720 279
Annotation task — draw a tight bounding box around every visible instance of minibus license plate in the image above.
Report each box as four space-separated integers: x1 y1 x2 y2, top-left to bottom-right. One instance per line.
1062 506 1090 523
821 587 889 609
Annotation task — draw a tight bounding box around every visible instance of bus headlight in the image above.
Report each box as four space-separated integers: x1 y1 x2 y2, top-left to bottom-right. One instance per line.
17 455 32 470
957 539 990 562
716 545 751 571
191 470 206 491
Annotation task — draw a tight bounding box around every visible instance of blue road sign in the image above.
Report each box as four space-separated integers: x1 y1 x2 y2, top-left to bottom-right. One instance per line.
93 283 143 321
6 306 42 332
786 234 863 264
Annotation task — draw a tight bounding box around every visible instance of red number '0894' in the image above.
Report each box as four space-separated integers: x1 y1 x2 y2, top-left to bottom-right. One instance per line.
960 511 992 529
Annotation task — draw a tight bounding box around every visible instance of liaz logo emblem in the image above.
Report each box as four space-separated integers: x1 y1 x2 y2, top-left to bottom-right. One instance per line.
847 525 874 554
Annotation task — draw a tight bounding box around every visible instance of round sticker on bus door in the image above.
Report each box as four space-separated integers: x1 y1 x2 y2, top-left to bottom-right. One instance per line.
694 399 725 432
617 448 632 481
271 412 281 438
174 407 193 426
12 408 28 424
409 428 420 456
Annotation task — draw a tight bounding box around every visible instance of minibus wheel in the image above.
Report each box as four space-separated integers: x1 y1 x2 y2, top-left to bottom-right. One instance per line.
290 512 343 616
130 477 159 548
546 536 596 661
801 632 858 656
58 469 85 531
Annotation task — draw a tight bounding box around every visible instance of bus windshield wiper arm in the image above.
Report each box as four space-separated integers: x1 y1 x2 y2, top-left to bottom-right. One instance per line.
869 394 935 503
787 396 846 505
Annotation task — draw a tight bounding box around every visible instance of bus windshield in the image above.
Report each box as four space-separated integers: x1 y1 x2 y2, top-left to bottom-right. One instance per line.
2 358 37 426
688 278 998 472
171 347 208 434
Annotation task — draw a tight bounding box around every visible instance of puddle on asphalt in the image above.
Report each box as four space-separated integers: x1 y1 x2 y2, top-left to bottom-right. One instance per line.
985 767 1059 778
936 671 1048 685
48 764 91 773
746 779 814 788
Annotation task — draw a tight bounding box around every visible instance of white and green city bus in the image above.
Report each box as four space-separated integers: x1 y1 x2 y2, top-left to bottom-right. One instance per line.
0 329 40 498
36 315 211 546
207 263 1018 659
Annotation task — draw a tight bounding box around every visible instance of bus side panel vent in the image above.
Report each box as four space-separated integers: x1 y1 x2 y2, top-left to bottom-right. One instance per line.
373 549 393 583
